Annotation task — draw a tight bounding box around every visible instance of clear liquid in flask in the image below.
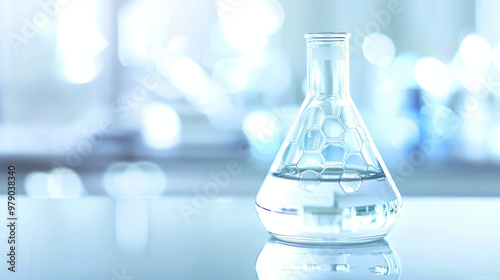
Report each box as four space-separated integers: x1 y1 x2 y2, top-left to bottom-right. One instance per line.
256 173 400 243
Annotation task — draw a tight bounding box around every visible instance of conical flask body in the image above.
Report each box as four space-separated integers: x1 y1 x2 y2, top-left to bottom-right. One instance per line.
256 33 402 243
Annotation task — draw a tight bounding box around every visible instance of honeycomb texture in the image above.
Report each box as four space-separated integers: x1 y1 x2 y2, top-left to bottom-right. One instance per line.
270 102 384 193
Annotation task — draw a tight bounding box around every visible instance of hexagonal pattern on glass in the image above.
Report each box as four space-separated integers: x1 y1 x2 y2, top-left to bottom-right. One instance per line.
318 100 342 116
343 129 362 152
282 142 303 166
299 170 321 192
344 153 368 177
321 117 343 139
339 107 357 128
271 99 390 193
300 129 324 152
297 153 325 173
321 142 346 165
303 107 326 128
357 126 368 141
340 171 363 193
320 166 344 181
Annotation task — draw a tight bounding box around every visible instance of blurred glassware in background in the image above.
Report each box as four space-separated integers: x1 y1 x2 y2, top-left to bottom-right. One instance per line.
103 161 166 198
102 161 166 251
256 33 402 243
25 167 84 199
256 238 400 280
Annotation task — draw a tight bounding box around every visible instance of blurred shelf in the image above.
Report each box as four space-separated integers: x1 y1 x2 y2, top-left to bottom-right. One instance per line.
0 151 499 197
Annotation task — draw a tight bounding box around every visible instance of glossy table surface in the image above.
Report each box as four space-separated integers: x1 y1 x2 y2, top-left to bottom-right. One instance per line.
0 196 499 280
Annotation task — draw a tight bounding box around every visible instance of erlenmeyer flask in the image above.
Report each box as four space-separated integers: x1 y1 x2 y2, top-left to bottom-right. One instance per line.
255 32 402 243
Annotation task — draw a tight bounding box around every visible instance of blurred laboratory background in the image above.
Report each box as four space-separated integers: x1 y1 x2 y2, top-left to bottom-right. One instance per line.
1 0 500 198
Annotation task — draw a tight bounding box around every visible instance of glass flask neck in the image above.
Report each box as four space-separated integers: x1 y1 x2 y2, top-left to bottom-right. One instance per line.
306 33 350 99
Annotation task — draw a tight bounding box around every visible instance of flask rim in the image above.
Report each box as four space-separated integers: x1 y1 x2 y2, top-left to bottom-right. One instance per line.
305 32 351 40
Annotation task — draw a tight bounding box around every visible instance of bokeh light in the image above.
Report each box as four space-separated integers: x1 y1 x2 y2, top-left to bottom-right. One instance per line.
219 0 284 52
242 111 282 160
57 0 107 83
209 23 238 60
362 33 396 67
414 57 452 97
372 79 403 115
420 104 460 138
168 54 233 121
62 58 100 84
459 34 491 71
25 168 84 199
118 0 148 67
242 48 273 68
169 55 209 95
142 103 181 149
103 161 167 199
390 52 420 88
212 59 249 94
389 117 420 150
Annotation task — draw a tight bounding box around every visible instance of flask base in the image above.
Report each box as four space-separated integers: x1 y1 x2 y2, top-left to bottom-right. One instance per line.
255 197 400 244
255 175 401 244
270 232 387 244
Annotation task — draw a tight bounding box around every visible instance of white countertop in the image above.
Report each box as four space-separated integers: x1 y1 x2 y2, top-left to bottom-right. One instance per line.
0 196 499 279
